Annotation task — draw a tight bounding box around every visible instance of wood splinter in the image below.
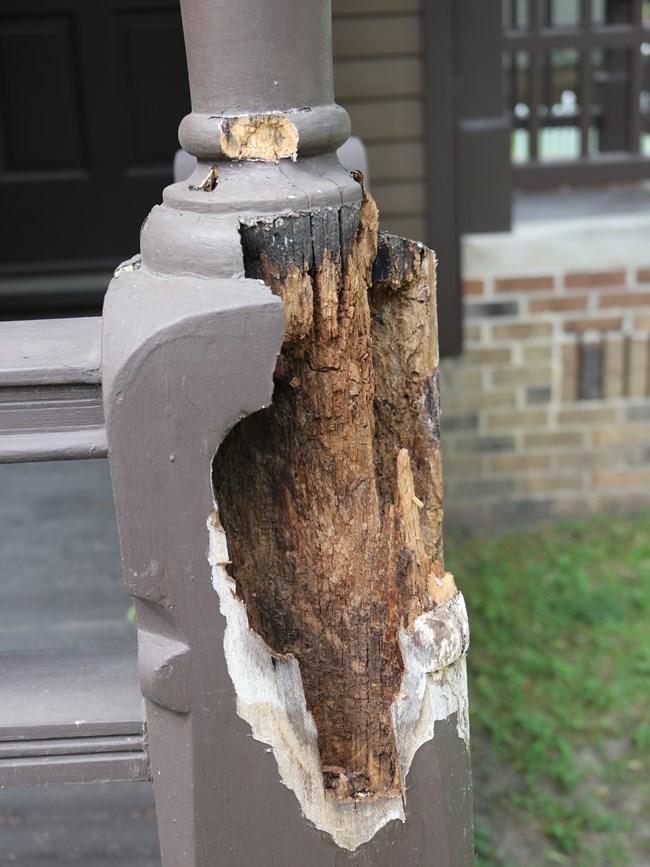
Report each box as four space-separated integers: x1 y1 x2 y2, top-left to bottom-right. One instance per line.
213 186 456 802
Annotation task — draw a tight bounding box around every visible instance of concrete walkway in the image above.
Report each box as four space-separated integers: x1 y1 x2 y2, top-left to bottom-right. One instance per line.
0 461 161 865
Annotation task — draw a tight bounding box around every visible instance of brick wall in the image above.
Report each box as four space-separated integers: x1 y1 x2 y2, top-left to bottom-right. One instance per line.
440 216 650 528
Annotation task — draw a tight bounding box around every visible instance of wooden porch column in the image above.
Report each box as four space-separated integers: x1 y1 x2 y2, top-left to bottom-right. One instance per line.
103 0 473 863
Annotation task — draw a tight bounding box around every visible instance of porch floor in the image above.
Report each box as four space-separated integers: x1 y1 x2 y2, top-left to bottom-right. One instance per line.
0 460 161 866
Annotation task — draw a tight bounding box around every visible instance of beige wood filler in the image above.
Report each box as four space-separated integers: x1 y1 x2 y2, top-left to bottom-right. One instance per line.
209 186 469 850
220 115 299 161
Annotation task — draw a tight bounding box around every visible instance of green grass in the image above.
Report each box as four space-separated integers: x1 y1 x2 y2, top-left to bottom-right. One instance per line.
446 511 650 866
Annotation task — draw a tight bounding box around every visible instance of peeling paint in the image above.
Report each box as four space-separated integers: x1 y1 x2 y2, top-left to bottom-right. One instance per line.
188 165 219 191
220 114 299 161
113 254 142 278
207 511 469 851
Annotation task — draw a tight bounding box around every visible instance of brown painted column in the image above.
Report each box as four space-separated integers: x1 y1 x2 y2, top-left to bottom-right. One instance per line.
103 0 473 864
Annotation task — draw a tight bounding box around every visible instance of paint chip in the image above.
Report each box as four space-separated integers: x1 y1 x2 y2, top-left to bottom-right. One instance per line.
220 115 299 161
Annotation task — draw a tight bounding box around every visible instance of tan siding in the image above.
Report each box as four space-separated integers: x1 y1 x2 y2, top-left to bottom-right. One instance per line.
332 16 420 58
344 98 423 141
379 215 427 241
335 57 421 101
332 0 419 14
366 140 424 180
332 0 426 243
371 181 425 215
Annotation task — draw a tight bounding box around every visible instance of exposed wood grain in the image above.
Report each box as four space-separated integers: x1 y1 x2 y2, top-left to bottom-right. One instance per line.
370 232 444 561
213 189 452 802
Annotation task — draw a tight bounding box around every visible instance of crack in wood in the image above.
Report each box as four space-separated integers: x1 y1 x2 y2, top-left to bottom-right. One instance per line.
213 190 455 803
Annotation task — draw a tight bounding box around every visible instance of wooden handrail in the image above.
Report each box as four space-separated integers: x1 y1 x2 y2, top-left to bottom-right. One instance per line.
0 318 106 463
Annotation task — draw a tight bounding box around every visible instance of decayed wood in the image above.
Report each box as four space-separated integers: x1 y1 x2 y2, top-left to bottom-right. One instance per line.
212 188 455 802
370 233 445 562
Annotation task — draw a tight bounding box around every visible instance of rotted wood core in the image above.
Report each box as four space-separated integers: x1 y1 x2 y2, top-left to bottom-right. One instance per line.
212 188 455 802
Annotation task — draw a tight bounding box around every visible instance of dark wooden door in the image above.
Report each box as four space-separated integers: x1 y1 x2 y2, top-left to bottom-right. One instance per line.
0 0 189 313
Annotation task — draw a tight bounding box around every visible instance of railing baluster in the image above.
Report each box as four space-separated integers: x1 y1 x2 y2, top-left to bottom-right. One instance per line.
580 0 593 156
629 0 645 150
529 0 542 159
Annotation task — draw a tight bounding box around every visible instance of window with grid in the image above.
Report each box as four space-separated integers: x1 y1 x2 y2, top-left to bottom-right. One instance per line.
503 0 650 186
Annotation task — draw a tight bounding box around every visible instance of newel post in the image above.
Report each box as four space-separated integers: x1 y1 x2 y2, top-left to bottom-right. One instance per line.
103 0 473 864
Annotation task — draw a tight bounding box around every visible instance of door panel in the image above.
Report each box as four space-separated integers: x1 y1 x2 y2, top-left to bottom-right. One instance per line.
0 0 189 311
0 15 85 173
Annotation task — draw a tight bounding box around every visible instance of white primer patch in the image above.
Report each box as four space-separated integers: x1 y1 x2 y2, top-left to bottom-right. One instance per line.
207 512 469 851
